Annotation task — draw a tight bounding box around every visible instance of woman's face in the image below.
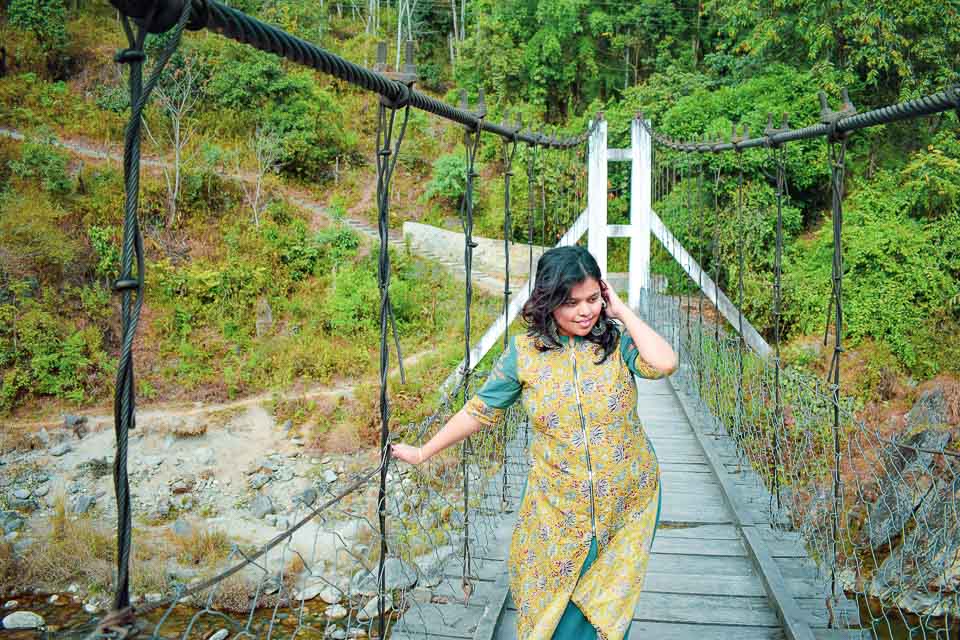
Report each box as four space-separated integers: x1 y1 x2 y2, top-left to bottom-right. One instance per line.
552 277 603 338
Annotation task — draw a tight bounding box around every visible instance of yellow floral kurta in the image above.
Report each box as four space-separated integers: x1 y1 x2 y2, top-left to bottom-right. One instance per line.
465 330 669 640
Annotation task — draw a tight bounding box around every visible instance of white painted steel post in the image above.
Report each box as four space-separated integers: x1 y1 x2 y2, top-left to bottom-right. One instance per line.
630 116 652 310
588 115 608 277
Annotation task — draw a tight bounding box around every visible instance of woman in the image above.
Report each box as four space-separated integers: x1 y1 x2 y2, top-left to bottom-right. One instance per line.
391 245 678 640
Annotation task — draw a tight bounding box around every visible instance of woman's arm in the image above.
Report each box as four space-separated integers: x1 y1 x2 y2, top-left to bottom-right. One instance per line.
602 281 679 375
390 407 484 465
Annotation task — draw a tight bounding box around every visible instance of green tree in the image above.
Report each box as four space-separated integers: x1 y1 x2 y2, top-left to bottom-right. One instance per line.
7 0 68 71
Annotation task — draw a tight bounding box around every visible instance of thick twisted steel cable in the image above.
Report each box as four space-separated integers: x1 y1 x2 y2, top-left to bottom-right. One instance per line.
459 118 483 603
770 144 788 511
637 86 960 153
500 135 519 509
373 91 411 639
105 2 194 620
733 153 747 450
825 135 847 601
527 143 536 293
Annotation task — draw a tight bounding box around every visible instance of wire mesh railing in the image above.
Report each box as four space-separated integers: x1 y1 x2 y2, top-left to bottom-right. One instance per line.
643 89 960 636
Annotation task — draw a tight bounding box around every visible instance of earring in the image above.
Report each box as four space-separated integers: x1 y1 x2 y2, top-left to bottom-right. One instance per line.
546 317 561 343
590 316 606 336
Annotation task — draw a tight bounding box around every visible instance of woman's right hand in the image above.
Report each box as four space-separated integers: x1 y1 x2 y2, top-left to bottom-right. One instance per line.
390 443 426 465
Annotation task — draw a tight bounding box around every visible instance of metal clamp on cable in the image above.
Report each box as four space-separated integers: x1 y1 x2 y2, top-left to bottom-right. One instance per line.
113 49 145 64
819 89 856 142
731 123 749 152
763 112 791 148
109 0 205 34
375 41 417 110
112 278 140 293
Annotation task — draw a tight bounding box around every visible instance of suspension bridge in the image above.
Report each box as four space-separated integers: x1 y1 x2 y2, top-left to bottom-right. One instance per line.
24 0 958 638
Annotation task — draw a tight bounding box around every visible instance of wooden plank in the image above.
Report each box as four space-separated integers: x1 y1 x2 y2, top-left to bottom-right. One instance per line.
660 501 731 524
742 525 817 640
634 592 779 627
473 556 512 640
647 552 757 576
391 602 485 638
644 572 766 597
655 524 739 539
660 470 721 486
643 572 836 600
627 622 784 639
660 482 726 500
651 536 746 557
648 440 708 458
666 379 758 526
658 462 713 473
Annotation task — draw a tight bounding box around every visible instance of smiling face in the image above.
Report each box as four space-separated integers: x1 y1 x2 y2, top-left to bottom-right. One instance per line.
552 277 603 338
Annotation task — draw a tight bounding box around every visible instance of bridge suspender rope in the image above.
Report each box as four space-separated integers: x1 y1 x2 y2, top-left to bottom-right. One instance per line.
373 76 412 640
108 2 193 624
458 91 484 604
822 93 852 603
501 128 519 509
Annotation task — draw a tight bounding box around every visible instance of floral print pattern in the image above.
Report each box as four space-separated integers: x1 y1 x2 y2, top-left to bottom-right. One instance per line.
463 330 669 640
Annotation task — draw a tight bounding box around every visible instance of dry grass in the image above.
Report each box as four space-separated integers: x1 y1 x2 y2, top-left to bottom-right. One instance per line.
168 525 230 566
0 540 18 591
22 493 115 590
0 424 42 455
170 420 208 438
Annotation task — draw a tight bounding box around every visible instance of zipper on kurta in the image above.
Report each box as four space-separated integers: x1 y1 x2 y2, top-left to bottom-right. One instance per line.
569 346 598 541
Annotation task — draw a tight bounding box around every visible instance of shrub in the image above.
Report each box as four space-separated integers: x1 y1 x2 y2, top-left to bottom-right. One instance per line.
9 136 72 195
424 153 468 205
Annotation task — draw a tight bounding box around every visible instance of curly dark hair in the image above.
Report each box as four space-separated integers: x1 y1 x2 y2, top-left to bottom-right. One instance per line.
521 245 619 364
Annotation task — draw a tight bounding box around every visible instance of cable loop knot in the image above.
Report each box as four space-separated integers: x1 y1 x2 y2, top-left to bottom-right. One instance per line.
114 49 146 64
380 81 412 110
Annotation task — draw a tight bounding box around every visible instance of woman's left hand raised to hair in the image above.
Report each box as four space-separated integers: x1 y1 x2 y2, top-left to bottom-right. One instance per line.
600 280 629 321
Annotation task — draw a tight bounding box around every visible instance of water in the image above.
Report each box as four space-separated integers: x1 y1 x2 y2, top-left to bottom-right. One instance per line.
3 592 398 639
857 595 960 640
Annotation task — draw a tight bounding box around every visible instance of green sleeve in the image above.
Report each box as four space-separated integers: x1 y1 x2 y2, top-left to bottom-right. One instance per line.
620 330 666 379
464 336 521 428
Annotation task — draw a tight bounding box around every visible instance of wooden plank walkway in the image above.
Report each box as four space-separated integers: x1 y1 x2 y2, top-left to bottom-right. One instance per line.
392 372 868 640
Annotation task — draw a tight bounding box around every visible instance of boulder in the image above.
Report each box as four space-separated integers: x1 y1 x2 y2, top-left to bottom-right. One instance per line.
414 545 457 588
73 495 96 514
907 387 950 428
350 557 417 596
864 429 950 549
2 611 44 630
250 495 274 519
249 473 271 490
324 604 348 620
172 518 193 538
357 594 392 621
871 479 960 618
64 415 87 429
293 487 319 509
50 443 72 457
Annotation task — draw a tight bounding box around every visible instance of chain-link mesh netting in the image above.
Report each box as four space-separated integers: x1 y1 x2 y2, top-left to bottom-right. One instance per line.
645 123 960 639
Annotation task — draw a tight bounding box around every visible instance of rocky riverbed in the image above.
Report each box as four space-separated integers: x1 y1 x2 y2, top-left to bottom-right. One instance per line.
0 398 476 636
